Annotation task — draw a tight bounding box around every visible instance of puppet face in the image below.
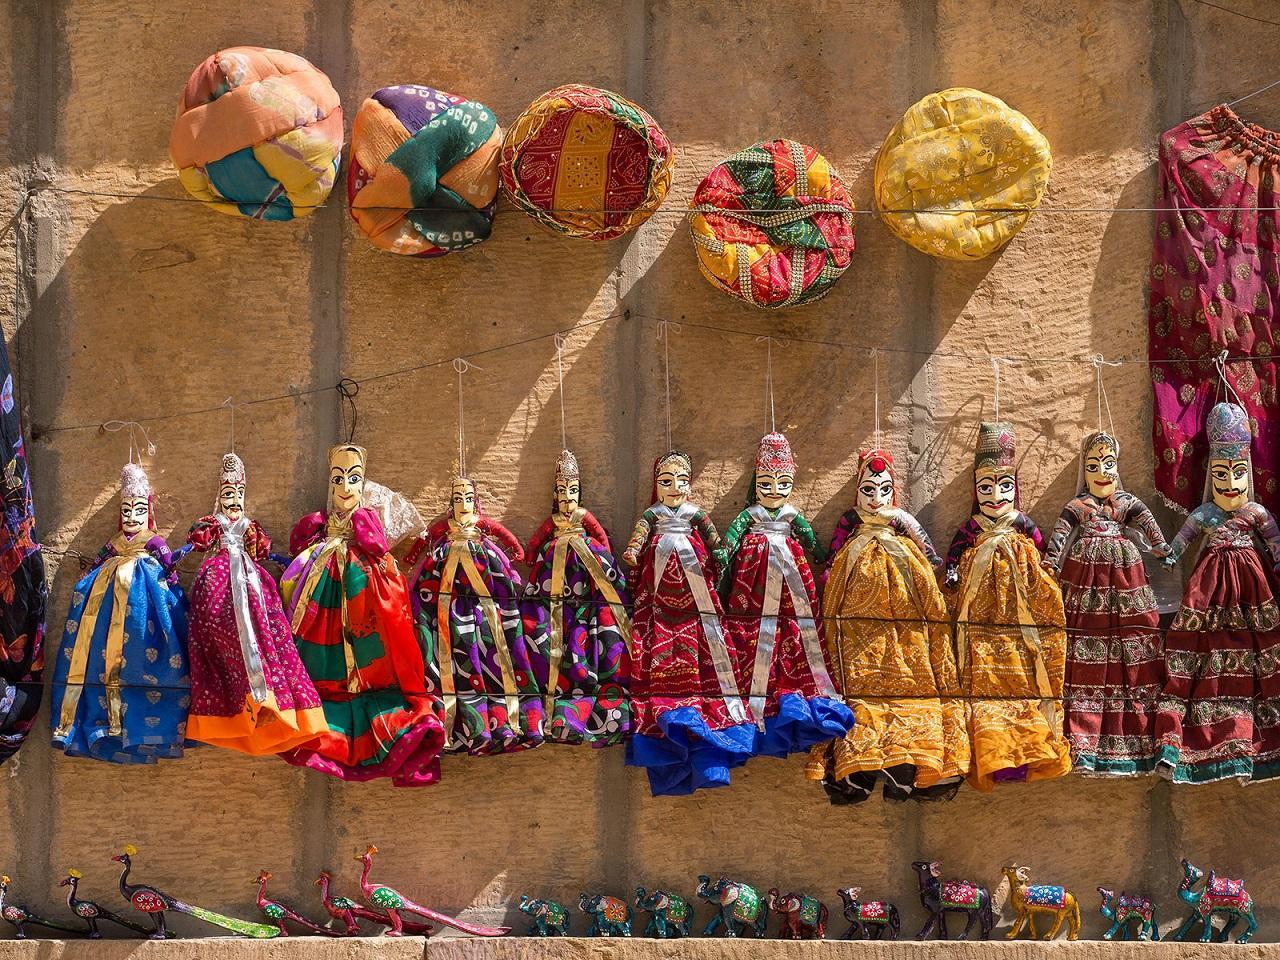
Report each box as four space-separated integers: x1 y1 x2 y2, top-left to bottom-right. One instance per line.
218 481 246 521
451 479 478 523
755 470 793 510
328 447 365 515
555 478 580 516
1210 458 1250 512
655 459 691 508
1084 439 1119 499
975 467 1017 520
857 466 894 512
120 497 150 536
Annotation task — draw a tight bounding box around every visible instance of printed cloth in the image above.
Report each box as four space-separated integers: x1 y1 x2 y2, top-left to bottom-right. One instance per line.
1208 876 1247 902
1149 105 1280 514
1026 885 1067 909
348 84 501 256
170 46 343 221
875 87 1051 260
859 902 888 920
0 344 44 766
500 84 672 240
690 139 855 308
941 881 979 909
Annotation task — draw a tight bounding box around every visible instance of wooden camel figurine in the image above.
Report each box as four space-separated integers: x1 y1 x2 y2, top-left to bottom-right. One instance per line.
1173 858 1258 944
255 870 346 937
315 871 433 937
61 869 154 938
998 864 1081 941
356 845 509 937
1 874 84 939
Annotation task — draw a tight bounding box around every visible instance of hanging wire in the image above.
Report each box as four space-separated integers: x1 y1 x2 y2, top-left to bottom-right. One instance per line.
755 336 780 433
991 357 1006 422
553 332 568 452
452 358 481 476
336 378 360 444
100 420 155 463
656 320 681 450
871 348 882 451
1091 354 1121 438
1214 350 1246 407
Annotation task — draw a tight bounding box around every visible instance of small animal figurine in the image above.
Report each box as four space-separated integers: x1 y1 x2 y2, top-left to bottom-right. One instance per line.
254 871 345 937
315 871 432 937
634 886 692 939
356 845 509 937
1173 858 1258 944
836 886 900 940
1097 887 1159 942
998 864 1081 941
113 845 281 939
696 875 769 938
578 892 632 937
518 896 570 937
768 888 828 940
911 861 994 941
1 874 84 939
61 869 154 938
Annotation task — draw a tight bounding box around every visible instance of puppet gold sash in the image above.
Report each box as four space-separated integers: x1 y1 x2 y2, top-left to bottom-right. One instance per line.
289 513 360 692
56 533 151 738
834 513 927 619
954 515 1056 728
436 520 518 745
219 515 269 705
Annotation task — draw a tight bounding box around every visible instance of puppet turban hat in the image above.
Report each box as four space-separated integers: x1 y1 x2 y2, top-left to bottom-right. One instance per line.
874 87 1052 260
689 139 856 308
169 46 343 221
500 84 673 241
348 85 501 257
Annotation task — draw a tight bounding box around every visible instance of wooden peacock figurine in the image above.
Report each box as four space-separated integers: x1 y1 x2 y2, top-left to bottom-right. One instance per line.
0 874 84 939
61 869 155 938
356 845 510 937
316 870 433 937
112 844 281 940
254 870 346 937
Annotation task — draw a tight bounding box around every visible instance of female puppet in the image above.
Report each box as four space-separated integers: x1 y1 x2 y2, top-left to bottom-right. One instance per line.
1044 432 1169 776
523 450 631 746
1156 401 1280 783
51 462 190 763
280 444 443 785
408 474 549 755
185 453 327 755
721 432 852 758
805 448 965 802
623 450 754 795
944 421 1071 790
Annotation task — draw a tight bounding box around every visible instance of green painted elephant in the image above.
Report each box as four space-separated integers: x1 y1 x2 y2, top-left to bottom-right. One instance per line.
696 875 769 938
578 893 632 937
634 886 692 938
518 896 569 936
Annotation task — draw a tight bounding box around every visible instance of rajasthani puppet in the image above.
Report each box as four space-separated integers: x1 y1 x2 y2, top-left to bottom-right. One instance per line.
721 432 852 757
409 475 549 754
806 448 966 802
524 450 631 746
51 463 190 763
623 451 754 795
1045 432 1169 775
280 444 444 785
1156 402 1280 783
185 453 327 755
944 422 1071 790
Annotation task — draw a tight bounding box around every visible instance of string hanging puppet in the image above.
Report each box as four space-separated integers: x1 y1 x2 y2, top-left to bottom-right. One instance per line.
1156 401 1280 784
51 460 190 763
806 448 965 802
944 421 1071 790
184 453 327 755
279 443 445 785
720 432 852 758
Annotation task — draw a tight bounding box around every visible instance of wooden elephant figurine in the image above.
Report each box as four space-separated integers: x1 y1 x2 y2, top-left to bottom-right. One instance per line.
836 886 900 940
578 893 631 937
998 865 1081 941
696 875 769 938
768 889 827 940
518 896 569 937
634 886 691 939
1174 859 1258 944
1097 887 1158 942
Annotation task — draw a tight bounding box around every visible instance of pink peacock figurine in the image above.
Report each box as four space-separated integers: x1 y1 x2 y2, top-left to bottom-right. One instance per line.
61 869 155 938
113 844 281 940
316 871 432 937
1 874 84 939
356 845 510 937
255 871 347 937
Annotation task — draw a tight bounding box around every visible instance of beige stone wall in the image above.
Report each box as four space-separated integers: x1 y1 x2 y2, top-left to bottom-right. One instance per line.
3 0 1280 945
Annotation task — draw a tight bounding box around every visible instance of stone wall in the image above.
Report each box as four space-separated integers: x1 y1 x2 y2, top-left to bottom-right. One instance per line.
2 0 1280 944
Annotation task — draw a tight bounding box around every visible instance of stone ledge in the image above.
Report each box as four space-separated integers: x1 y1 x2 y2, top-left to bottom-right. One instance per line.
0 936 426 959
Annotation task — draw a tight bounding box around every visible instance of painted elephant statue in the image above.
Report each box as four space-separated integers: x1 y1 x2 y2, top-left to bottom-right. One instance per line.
768 889 827 940
696 875 769 938
1097 887 1158 942
998 864 1081 941
518 896 569 937
836 886 900 940
578 893 632 937
911 860 993 941
1173 859 1258 944
634 886 691 939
